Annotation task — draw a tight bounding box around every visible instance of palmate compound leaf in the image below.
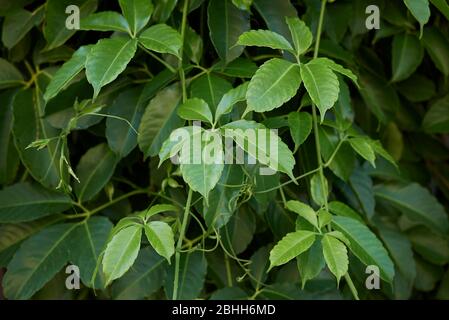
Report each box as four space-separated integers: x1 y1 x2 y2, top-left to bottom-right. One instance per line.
246 58 302 113
321 233 348 284
237 29 293 51
102 224 142 286
301 59 340 121
269 230 316 269
221 120 296 181
332 216 395 283
86 37 137 100
118 0 154 36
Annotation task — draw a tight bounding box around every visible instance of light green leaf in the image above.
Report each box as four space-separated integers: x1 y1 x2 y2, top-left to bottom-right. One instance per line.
44 45 92 101
246 58 301 113
232 0 253 11
144 204 178 220
374 183 449 235
269 230 316 269
328 201 363 222
404 0 430 36
138 83 183 158
3 223 78 300
80 11 130 33
139 24 182 57
177 98 213 124
311 57 359 87
310 173 328 207
2 7 44 49
288 112 312 152
286 17 312 55
237 29 293 51
286 200 318 230
391 33 424 82
301 60 339 121
349 137 376 167
144 221 175 263
332 216 395 283
118 0 154 35
321 234 348 284
86 37 138 99
208 0 250 63
297 239 325 288
44 0 98 50
215 82 249 122
103 224 142 285
112 247 167 300
221 120 296 180
74 144 118 203
0 59 24 89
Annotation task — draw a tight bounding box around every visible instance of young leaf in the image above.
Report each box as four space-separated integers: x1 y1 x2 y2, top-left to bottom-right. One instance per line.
80 11 130 33
144 221 175 263
0 183 71 223
103 224 142 285
349 137 376 167
237 29 293 51
208 0 250 63
286 17 312 55
332 216 395 283
86 38 138 99
269 230 316 269
285 200 318 230
391 33 424 82
118 0 154 35
321 234 348 284
301 60 340 121
288 112 312 152
44 45 92 101
246 58 302 113
139 24 182 57
215 82 249 122
177 98 213 124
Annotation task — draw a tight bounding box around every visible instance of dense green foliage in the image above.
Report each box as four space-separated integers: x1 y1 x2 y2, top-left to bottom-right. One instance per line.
1 0 449 300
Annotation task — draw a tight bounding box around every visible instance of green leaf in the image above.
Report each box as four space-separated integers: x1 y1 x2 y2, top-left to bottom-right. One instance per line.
246 58 301 113
190 73 233 112
422 94 449 133
208 0 250 63
185 26 203 64
212 58 258 78
349 137 376 167
430 0 449 20
391 33 424 82
138 83 183 158
253 0 297 41
221 120 296 180
112 247 167 300
44 0 98 50
288 112 312 152
311 57 359 87
374 183 449 235
215 82 249 122
286 17 312 55
332 216 395 283
404 0 430 36
328 201 363 222
118 0 154 35
0 183 71 223
71 217 112 288
1 7 44 49
144 221 175 263
44 45 92 101
177 98 213 124
348 167 375 219
103 224 142 285
422 27 449 77
86 38 138 99
106 87 146 158
408 227 449 266
286 200 318 230
301 60 339 121
144 204 178 220
165 251 208 300
321 234 348 284
3 223 78 300
0 58 24 89
297 239 325 288
80 11 130 33
269 230 315 269
397 74 436 102
232 0 253 11
139 24 182 57
310 173 328 207
220 207 256 255
74 144 118 203
237 29 293 51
